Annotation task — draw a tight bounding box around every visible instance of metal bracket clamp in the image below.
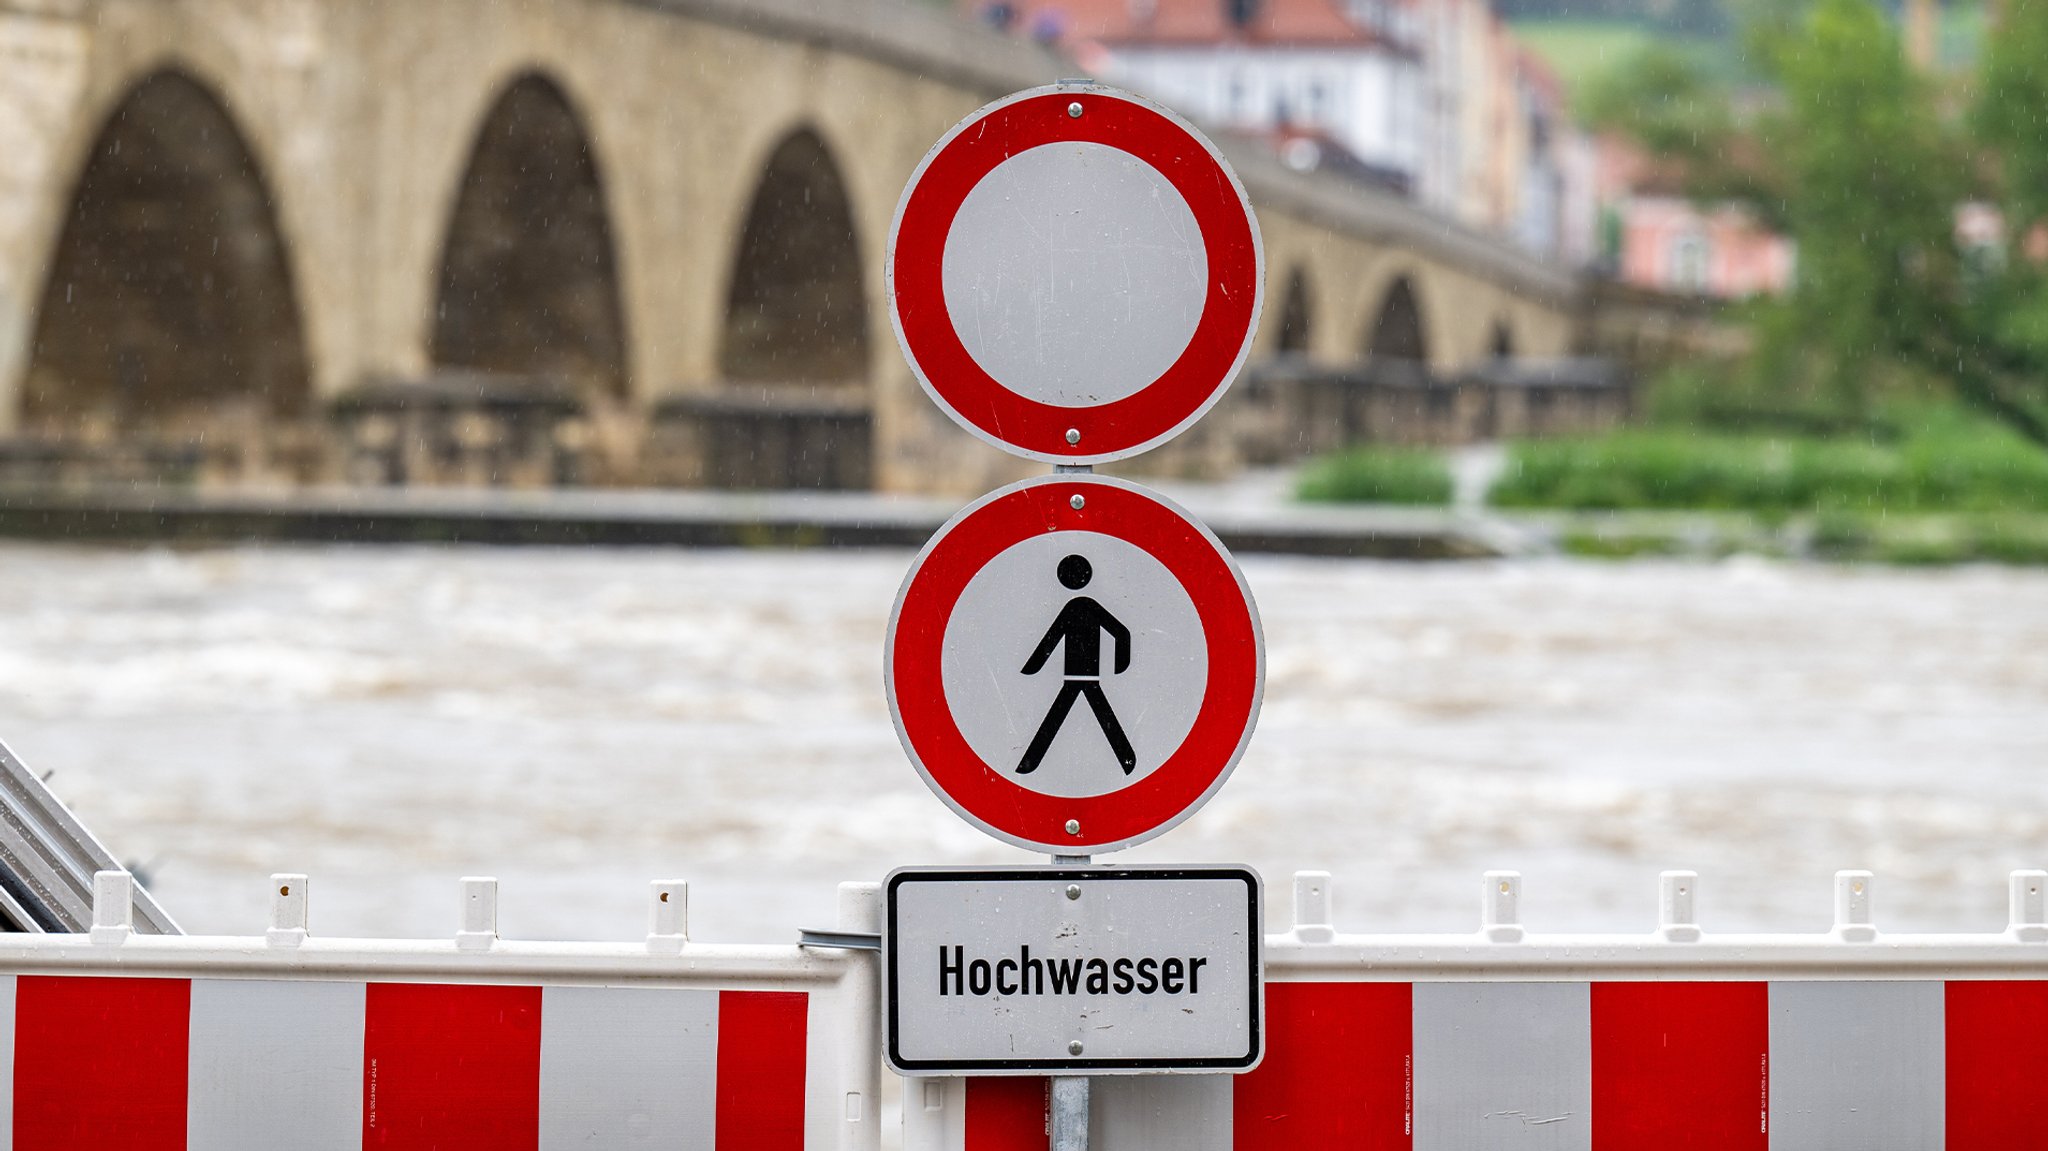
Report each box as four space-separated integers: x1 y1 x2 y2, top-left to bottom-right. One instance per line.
798 930 881 952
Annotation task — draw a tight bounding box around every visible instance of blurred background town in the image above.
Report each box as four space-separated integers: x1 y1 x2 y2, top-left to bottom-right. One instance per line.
2 0 2045 565
0 0 2045 944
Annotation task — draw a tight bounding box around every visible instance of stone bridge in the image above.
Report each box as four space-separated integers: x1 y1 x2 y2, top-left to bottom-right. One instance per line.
0 0 1588 494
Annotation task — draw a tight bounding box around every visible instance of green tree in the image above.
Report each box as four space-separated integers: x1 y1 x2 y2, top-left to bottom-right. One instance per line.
1756 0 1966 416
1579 43 1778 211
1580 45 1733 163
1961 0 2048 441
1588 0 2048 443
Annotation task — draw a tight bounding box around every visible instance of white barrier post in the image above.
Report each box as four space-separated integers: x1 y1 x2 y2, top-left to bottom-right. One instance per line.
1659 870 1701 942
89 870 132 945
456 876 498 951
1482 870 1523 942
267 873 308 948
1292 871 1334 943
900 1077 960 1151
2012 870 2048 942
838 881 881 1147
647 879 687 956
1834 870 1877 942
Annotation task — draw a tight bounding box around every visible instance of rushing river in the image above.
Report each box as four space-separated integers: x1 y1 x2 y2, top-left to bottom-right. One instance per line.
0 542 2044 944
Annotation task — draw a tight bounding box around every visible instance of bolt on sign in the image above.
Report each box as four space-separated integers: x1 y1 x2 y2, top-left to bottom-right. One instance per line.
883 82 1268 1078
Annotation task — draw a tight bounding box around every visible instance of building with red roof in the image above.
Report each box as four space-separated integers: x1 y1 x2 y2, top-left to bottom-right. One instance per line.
966 0 1598 265
972 0 1427 193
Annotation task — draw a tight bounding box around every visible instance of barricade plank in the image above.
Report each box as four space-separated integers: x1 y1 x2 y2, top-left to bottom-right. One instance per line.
1095 1074 1231 1149
1589 982 1766 1151
362 982 542 1149
188 979 364 1150
1944 980 2048 1151
1767 981 1944 1150
715 989 808 1151
1412 982 1590 1150
965 1077 1046 1151
1233 981 1410 1151
14 975 189 1150
539 986 718 1149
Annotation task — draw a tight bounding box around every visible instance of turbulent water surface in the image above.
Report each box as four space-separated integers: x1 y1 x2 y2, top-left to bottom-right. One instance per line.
0 542 2044 943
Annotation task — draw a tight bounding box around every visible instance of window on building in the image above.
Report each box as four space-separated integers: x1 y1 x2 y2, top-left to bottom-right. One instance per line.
1671 233 1711 293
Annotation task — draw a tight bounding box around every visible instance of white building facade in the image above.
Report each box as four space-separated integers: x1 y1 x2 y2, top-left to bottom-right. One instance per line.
1106 41 1425 187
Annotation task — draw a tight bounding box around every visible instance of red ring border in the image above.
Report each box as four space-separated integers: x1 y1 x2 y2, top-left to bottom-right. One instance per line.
886 475 1263 853
888 88 1263 464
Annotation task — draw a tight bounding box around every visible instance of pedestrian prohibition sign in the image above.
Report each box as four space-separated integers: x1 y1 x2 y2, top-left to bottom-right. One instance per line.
886 83 1265 464
885 474 1263 854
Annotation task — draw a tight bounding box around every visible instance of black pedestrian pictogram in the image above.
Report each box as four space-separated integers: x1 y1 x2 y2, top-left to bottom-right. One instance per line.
1017 554 1136 776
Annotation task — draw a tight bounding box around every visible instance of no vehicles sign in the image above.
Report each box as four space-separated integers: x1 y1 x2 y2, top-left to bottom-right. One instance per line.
885 473 1262 855
886 83 1264 464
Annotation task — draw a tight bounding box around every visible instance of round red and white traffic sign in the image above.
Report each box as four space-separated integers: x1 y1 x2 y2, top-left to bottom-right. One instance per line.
886 474 1263 854
886 84 1265 465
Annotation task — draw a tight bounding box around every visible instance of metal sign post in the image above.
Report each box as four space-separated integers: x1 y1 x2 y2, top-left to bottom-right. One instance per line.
1050 852 1090 1151
885 80 1268 1149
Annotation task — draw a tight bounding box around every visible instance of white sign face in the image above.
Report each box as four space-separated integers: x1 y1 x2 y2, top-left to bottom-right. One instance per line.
941 531 1207 799
885 866 1263 1075
942 141 1209 409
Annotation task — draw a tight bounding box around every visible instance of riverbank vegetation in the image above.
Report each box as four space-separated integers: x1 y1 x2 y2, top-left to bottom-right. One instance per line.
1294 0 2048 565
1491 396 2048 515
1297 446 1454 506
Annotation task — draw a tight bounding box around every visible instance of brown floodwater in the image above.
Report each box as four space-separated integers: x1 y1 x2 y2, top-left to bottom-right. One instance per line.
0 543 2043 943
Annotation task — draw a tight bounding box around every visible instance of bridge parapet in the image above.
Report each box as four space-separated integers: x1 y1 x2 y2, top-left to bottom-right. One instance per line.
0 0 1595 494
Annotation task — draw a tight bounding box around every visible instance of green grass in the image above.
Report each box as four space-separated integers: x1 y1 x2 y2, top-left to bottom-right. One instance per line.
1810 511 2048 566
1490 427 2048 515
1558 530 1683 559
1297 447 1454 506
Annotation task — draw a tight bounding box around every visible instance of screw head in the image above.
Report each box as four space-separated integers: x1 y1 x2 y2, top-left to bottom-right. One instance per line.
1064 818 1081 836
1067 102 1083 119
1066 884 1082 900
1068 1039 1084 1055
1069 494 1085 510
1065 428 1081 445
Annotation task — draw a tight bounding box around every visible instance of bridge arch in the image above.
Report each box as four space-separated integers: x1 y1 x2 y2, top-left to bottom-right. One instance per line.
431 71 629 398
1275 267 1315 357
719 126 869 386
23 68 311 433
1363 274 1430 365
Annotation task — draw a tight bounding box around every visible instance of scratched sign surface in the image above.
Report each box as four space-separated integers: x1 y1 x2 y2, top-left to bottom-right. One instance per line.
885 866 1262 1075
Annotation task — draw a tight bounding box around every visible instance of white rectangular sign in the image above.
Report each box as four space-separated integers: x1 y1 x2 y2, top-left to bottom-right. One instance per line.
884 866 1262 1075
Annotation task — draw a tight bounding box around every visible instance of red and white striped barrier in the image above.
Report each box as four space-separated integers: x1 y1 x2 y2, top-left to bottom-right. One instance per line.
0 873 879 1151
906 869 2048 1151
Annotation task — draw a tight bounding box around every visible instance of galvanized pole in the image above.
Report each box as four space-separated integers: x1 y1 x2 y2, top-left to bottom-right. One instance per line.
1050 851 1092 1150
1049 458 1096 1150
1049 1076 1090 1151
